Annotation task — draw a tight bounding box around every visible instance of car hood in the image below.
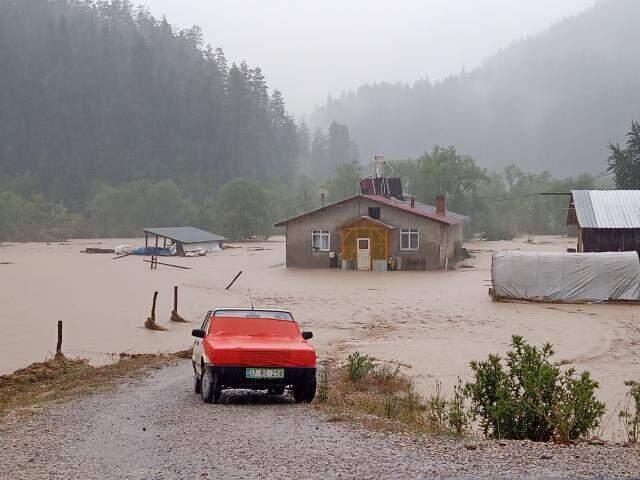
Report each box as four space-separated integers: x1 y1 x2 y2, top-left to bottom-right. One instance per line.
203 335 316 367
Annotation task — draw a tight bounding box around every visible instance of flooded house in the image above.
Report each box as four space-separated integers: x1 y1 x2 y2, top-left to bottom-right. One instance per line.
567 190 640 254
275 177 468 270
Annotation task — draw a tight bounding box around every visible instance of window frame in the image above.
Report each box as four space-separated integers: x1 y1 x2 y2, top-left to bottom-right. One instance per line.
311 229 331 252
368 207 381 220
399 228 419 251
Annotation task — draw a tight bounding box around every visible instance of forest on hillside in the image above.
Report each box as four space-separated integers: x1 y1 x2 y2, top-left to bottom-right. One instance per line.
0 0 359 240
309 0 640 177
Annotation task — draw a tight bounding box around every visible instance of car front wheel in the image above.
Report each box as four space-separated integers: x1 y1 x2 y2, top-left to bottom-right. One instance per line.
293 376 316 403
200 367 222 404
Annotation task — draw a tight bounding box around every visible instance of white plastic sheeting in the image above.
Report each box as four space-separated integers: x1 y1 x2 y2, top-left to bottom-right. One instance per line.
182 241 222 253
492 251 640 303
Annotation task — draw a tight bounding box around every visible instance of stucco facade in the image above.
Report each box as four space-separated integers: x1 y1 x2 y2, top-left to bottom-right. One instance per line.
276 196 465 270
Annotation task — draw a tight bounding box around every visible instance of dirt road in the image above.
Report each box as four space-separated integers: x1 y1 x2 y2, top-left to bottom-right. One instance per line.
1 362 638 480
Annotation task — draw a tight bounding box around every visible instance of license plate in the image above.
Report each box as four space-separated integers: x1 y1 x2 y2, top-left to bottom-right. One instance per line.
245 368 285 379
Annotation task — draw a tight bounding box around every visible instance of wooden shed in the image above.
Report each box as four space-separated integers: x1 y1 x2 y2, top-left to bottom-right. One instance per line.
566 190 640 254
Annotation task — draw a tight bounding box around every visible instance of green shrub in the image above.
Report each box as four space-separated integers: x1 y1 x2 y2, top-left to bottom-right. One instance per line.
480 224 515 241
383 395 399 419
620 380 640 443
465 335 605 442
426 379 472 436
317 365 330 403
346 352 375 382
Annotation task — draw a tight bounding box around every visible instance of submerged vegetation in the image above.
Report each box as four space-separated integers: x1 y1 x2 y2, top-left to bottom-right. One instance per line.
322 337 607 443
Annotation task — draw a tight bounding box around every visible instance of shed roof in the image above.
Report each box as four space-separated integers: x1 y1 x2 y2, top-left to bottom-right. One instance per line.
274 195 468 227
142 227 226 244
570 190 640 229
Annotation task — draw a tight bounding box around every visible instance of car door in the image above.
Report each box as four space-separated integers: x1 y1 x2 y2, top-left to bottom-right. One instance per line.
192 311 212 373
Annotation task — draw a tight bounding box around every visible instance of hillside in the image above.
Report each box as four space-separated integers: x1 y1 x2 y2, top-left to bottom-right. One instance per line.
0 0 299 209
309 0 640 176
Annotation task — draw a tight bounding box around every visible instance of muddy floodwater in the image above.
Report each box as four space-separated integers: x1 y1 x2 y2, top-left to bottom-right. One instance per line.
0 235 637 440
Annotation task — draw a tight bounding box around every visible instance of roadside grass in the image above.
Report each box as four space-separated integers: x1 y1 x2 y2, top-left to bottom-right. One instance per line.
0 351 190 418
315 354 470 436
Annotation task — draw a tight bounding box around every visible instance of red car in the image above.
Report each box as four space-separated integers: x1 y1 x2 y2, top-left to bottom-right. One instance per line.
191 308 316 404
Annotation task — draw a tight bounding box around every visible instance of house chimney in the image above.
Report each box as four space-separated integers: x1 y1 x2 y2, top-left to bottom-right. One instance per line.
436 195 445 215
410 197 415 208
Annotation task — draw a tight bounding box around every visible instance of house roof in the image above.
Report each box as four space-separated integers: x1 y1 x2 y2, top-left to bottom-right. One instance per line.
336 215 396 230
570 190 640 229
274 195 468 227
142 227 227 244
362 195 469 225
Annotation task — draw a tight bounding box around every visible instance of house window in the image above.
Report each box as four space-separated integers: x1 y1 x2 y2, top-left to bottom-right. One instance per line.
400 228 419 250
312 230 330 251
368 207 381 220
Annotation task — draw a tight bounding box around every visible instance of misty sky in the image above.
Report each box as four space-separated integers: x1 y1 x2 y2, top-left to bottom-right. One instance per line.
142 0 596 116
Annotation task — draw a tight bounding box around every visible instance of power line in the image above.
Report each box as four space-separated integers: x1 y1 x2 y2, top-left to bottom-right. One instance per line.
483 169 614 202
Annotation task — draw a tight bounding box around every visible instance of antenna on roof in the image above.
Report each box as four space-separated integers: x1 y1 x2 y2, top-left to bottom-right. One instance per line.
248 289 254 310
317 187 329 208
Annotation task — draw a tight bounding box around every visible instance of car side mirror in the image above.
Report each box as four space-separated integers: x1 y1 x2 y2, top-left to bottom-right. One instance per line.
192 329 206 338
301 331 313 340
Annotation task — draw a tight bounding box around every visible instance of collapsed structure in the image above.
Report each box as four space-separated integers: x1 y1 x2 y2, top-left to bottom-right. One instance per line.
275 165 468 270
138 227 226 256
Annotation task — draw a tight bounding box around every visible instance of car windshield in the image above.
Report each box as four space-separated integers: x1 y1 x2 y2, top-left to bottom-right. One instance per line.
213 309 293 320
209 315 300 338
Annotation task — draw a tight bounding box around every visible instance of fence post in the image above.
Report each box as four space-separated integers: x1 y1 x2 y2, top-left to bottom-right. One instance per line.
56 320 63 357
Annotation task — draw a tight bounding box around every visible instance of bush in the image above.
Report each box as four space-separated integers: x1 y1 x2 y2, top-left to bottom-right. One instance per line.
480 224 515 241
317 365 330 403
465 335 605 443
426 379 472 436
620 380 640 443
346 352 375 382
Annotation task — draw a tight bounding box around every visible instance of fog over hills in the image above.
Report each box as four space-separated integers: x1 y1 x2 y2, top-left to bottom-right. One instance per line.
310 0 640 175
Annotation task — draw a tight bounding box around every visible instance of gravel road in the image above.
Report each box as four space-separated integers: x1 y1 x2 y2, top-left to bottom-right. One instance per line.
1 361 638 480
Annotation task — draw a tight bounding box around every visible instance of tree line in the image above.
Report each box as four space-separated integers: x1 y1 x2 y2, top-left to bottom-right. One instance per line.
4 119 639 242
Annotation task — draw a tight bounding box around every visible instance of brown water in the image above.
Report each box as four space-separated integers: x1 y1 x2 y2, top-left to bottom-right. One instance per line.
0 235 637 439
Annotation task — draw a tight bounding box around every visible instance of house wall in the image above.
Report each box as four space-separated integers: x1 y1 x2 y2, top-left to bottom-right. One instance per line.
283 197 464 269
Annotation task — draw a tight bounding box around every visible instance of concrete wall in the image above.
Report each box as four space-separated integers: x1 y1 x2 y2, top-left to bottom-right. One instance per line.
283 197 464 269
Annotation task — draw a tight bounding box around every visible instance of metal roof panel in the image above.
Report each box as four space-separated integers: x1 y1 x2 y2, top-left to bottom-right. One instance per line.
142 227 227 243
571 190 640 228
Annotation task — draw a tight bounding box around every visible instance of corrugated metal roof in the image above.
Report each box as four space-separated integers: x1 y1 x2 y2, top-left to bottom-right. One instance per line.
571 190 640 229
274 194 469 227
142 227 226 243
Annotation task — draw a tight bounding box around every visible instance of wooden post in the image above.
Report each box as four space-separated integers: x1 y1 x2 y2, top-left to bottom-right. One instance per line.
145 232 148 248
225 271 243 290
170 285 187 322
56 320 63 356
145 291 168 331
173 285 178 312
151 291 158 320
